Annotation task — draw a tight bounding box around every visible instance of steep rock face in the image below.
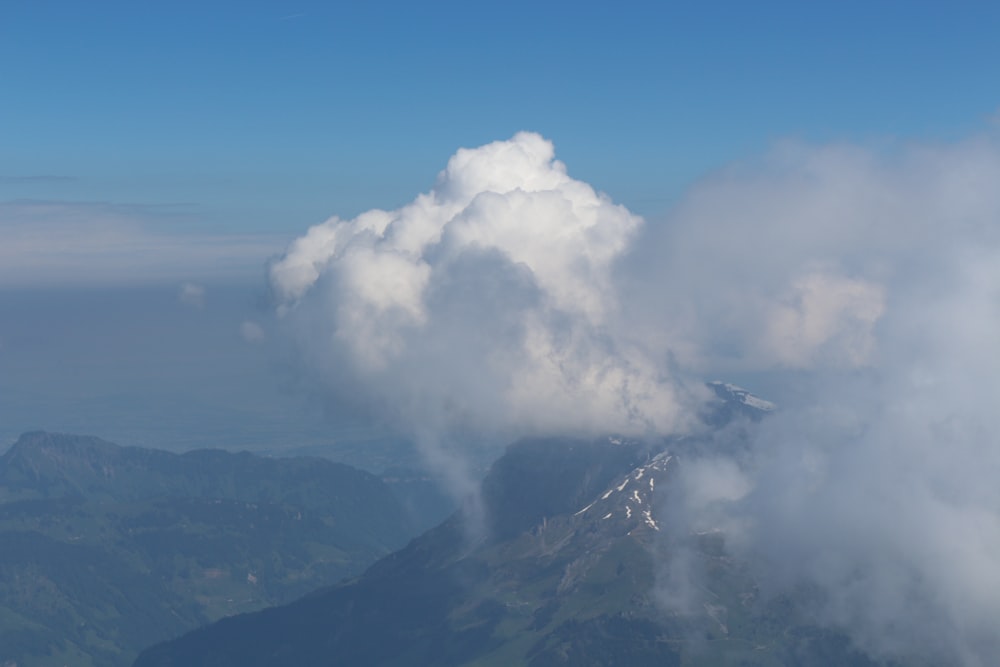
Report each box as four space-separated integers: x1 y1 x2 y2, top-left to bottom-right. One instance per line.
480 436 651 541
0 432 418 667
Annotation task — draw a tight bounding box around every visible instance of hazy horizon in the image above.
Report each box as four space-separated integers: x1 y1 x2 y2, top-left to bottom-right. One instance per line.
5 3 1000 664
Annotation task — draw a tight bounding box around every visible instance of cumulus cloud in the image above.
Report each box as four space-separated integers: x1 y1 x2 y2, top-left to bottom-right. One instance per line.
270 132 702 449
0 200 283 286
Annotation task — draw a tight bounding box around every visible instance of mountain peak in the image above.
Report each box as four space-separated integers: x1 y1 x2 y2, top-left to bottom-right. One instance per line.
134 434 882 667
7 430 120 456
1 431 131 494
570 452 674 535
480 436 652 542
707 381 776 412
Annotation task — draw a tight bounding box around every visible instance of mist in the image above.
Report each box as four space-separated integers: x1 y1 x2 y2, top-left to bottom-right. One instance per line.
0 283 340 453
647 136 1000 665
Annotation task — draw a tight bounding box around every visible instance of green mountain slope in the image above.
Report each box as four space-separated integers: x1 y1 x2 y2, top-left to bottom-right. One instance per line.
0 431 417 667
134 435 896 667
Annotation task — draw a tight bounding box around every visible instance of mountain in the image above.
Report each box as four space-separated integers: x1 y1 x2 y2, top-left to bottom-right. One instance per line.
703 380 776 425
134 425 894 665
0 431 418 667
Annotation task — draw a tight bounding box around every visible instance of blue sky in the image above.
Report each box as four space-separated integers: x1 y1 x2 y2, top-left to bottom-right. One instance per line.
4 1 999 242
2 1 1000 452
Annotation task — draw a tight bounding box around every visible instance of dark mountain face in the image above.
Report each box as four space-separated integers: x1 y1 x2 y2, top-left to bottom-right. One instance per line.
133 435 663 667
480 436 651 541
0 432 418 667
135 420 892 667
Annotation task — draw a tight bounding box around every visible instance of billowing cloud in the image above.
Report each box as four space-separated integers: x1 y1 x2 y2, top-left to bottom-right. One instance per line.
270 132 702 446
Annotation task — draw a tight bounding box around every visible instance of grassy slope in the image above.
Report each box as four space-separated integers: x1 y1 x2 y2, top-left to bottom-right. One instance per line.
0 432 416 667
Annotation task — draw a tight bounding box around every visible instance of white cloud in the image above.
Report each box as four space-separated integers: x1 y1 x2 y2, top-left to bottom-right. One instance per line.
622 136 1000 376
271 132 702 451
646 135 1000 665
761 270 885 368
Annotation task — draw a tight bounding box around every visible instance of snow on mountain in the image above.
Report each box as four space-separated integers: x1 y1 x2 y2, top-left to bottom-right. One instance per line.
571 452 674 535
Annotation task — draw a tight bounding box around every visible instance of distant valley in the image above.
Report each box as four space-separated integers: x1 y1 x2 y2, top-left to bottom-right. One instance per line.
0 431 435 667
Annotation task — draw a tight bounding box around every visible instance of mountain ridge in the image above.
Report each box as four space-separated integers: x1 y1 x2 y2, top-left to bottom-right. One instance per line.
131 436 768 666
0 431 419 667
134 387 902 667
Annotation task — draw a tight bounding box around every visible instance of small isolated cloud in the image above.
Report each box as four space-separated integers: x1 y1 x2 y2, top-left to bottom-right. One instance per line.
239 320 266 343
178 282 206 308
